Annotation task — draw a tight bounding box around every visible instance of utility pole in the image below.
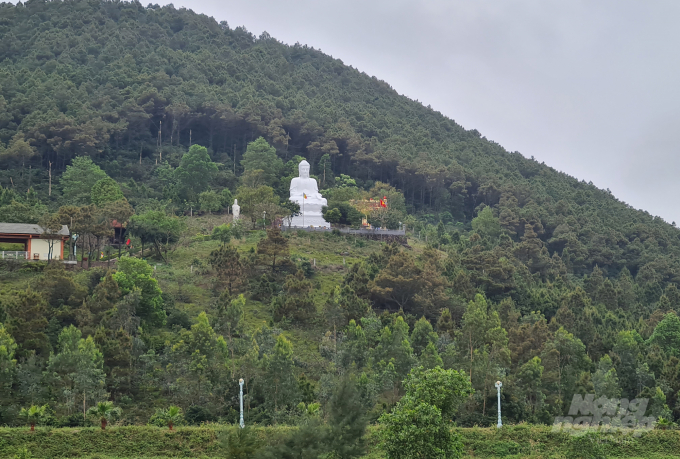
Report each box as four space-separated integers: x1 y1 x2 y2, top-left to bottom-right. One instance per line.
239 378 245 428
69 216 73 260
495 381 503 428
159 120 162 162
48 161 52 196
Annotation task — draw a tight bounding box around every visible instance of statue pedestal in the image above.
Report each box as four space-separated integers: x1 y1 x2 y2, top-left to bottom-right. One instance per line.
289 214 330 228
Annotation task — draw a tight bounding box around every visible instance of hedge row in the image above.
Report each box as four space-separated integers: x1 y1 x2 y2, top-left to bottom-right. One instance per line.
2 424 680 458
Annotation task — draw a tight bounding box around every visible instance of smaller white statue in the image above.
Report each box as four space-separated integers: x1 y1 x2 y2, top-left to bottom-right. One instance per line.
232 199 240 221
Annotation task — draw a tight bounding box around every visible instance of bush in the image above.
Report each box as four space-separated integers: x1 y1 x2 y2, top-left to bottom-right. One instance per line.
58 413 86 428
185 405 216 425
219 426 262 459
166 308 191 330
567 433 607 459
295 257 314 278
488 440 521 457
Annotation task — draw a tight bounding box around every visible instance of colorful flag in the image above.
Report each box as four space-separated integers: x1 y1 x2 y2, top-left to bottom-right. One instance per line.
303 193 307 199
380 198 387 208
126 238 131 246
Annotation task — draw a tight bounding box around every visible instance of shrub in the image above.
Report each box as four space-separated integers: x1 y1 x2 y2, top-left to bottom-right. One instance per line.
567 433 607 459
185 405 215 425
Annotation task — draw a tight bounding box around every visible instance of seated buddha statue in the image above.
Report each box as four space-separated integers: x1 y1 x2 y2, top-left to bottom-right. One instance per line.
289 160 330 227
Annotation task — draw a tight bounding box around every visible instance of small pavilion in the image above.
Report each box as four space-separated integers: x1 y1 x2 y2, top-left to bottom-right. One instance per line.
0 223 70 260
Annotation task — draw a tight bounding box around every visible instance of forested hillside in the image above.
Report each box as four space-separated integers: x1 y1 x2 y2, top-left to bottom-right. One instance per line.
2 0 680 437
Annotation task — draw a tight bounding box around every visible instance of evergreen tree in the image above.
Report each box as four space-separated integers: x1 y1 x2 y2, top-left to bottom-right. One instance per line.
263 335 299 416
46 325 106 417
60 157 107 205
91 177 124 207
174 145 218 205
4 289 50 358
241 137 283 186
257 227 289 272
112 258 165 328
209 244 244 294
325 376 368 459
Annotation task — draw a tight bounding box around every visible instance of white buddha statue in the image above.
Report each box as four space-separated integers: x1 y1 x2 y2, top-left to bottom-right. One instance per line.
289 160 330 228
232 199 240 221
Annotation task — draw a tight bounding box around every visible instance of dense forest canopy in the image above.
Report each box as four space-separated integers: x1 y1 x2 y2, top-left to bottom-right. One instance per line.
1 0 680 437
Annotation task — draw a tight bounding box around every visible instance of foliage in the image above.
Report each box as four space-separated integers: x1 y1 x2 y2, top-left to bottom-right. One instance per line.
112 258 165 328
198 190 223 214
86 401 121 429
126 211 185 261
0 425 678 458
46 325 107 417
325 376 369 459
209 244 244 294
60 157 107 206
5 0 680 438
241 137 283 186
379 366 471 459
257 228 289 272
174 145 218 205
91 177 125 207
220 426 261 459
149 406 183 429
211 224 231 245
235 186 281 229
19 405 47 429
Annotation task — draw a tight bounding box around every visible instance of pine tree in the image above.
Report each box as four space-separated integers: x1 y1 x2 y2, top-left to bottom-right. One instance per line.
209 244 244 294
436 308 455 336
5 288 50 358
257 227 289 272
325 376 368 459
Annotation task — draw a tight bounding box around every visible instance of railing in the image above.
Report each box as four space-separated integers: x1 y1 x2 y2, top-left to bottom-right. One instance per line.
1 251 29 260
0 252 64 261
280 226 406 236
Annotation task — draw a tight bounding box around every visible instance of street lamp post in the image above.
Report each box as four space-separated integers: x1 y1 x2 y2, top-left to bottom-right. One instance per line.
239 378 245 428
495 381 503 428
263 211 267 230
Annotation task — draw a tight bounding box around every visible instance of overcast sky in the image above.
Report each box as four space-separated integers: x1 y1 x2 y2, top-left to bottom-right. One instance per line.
163 1 678 222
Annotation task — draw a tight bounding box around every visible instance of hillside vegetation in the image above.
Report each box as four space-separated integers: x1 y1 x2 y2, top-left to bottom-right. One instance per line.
2 1 680 454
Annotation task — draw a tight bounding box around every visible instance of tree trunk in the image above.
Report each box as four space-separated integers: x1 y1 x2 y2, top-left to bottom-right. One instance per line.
30 423 35 431
169 422 173 431
101 419 107 430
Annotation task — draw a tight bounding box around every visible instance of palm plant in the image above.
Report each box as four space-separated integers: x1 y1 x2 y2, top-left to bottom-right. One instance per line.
19 405 46 431
87 401 122 430
164 405 183 430
656 417 673 430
